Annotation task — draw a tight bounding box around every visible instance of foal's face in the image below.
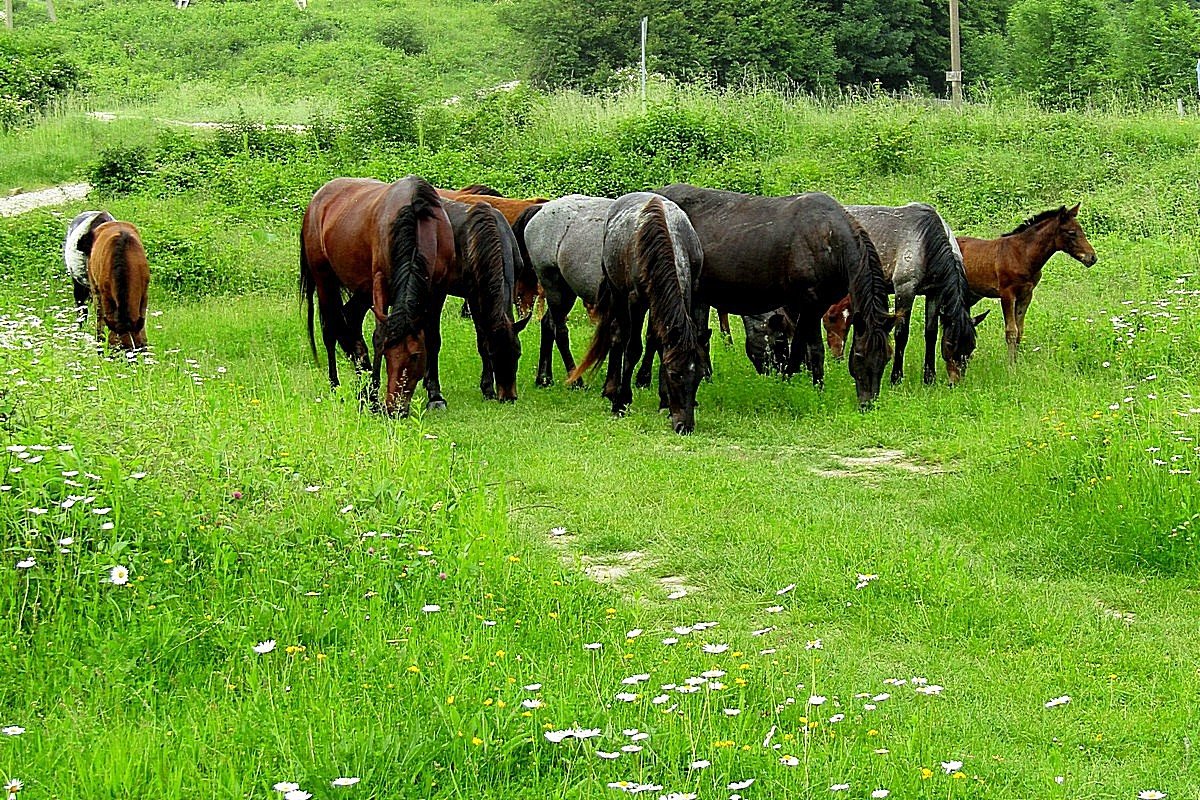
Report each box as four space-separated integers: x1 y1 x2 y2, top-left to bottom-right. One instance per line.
823 304 851 360
1056 205 1097 266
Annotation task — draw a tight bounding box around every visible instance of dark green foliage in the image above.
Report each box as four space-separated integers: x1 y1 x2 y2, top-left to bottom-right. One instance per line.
0 38 81 130
345 75 421 148
1116 0 1200 99
372 15 427 54
88 145 153 195
1005 0 1116 105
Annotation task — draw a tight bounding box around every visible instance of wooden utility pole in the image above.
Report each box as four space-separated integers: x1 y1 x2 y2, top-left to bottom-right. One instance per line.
947 0 963 108
640 16 648 107
4 0 13 31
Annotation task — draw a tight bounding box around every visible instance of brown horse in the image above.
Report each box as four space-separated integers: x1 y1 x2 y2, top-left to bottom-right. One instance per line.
87 221 150 351
300 176 456 416
958 204 1096 361
439 188 548 316
822 296 852 359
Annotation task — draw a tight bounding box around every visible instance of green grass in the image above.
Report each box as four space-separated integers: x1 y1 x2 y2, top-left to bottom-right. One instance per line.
1 178 1198 798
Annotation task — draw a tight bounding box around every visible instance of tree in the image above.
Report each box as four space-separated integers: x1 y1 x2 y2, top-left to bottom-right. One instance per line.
1116 0 1200 97
1007 0 1115 105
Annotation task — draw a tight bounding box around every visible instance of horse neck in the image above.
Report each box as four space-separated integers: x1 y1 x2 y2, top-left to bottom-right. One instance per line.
1004 223 1060 274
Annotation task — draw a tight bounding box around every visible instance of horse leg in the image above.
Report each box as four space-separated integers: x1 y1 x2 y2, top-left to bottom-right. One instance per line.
552 292 580 388
475 317 496 400
923 293 941 385
801 312 825 389
73 280 90 325
1014 287 1034 352
635 325 658 389
602 297 630 410
313 282 345 389
537 311 556 387
1000 291 1019 362
460 300 472 319
424 293 449 410
718 310 733 345
342 291 372 376
365 324 384 413
784 319 808 380
618 303 646 413
891 293 913 385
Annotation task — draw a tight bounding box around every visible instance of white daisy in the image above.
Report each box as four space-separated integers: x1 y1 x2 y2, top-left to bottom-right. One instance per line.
1044 695 1071 709
667 590 687 600
729 779 755 790
253 640 277 654
622 674 651 685
4 779 22 793
701 643 729 654
421 604 441 613
273 783 300 793
723 708 741 716
765 605 784 613
780 756 799 766
596 751 620 760
108 565 129 585
520 699 543 709
871 790 890 799
2 726 25 736
776 583 796 595
688 759 710 770
941 760 963 774
1137 792 1165 800
523 683 542 691
615 692 637 702
830 785 850 792
808 695 826 706
661 637 679 645
620 744 643 753
285 791 312 800
652 694 670 705
549 526 567 536
15 559 35 570
626 629 643 638
331 777 360 787
583 642 602 650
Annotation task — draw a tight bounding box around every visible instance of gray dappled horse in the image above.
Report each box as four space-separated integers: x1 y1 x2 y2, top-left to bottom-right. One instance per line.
845 204 988 386
569 192 705 434
521 194 615 387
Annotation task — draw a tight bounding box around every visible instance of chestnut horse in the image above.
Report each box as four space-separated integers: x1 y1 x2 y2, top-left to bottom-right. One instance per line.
300 176 456 416
85 221 150 351
958 203 1096 361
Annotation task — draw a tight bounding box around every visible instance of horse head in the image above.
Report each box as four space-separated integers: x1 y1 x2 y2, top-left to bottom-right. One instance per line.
1056 203 1097 267
822 297 852 360
847 311 896 410
940 308 989 386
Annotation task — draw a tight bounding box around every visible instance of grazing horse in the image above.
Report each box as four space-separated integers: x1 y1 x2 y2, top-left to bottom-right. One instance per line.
438 188 548 316
822 296 852 359
653 184 895 409
85 220 150 351
958 203 1096 361
300 176 457 416
844 204 988 385
741 309 795 375
569 193 705 433
522 194 615 387
63 210 116 319
455 184 505 197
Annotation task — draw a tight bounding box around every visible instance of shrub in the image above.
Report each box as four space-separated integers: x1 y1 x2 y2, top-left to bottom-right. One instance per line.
0 39 82 130
88 145 153 195
372 16 426 55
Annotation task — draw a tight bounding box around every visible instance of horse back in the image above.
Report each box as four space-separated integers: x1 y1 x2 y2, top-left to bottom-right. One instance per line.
956 235 1005 298
90 221 149 324
441 190 546 226
659 185 855 314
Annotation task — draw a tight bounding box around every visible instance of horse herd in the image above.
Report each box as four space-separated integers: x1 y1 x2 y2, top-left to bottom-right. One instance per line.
63 177 1097 434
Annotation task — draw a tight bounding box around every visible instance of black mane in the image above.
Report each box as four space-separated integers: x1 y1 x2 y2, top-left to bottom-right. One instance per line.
383 178 441 347
1003 206 1067 237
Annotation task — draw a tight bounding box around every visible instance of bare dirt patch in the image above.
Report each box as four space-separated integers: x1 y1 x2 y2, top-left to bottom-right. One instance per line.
812 447 947 480
580 550 648 584
0 183 92 218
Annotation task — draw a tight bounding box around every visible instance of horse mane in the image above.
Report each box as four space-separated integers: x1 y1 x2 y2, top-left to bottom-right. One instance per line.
847 217 892 338
464 203 512 334
637 197 697 371
915 209 975 350
1003 206 1067 236
383 179 440 347
511 203 543 289
458 184 505 197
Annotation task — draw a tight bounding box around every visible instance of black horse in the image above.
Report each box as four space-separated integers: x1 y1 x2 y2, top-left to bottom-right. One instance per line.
640 185 895 409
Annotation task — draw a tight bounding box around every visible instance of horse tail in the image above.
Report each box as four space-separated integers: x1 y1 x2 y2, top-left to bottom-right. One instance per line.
299 230 318 361
107 229 137 334
383 178 440 344
636 197 696 367
568 276 616 383
511 204 542 273
464 202 509 332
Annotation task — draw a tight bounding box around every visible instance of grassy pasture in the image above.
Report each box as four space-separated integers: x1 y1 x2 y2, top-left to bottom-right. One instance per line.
2 83 1200 799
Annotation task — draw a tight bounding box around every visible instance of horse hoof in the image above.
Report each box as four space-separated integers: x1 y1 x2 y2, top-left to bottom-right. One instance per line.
482 390 497 401
567 379 586 391
634 378 651 390
922 371 935 386
427 399 448 411
536 375 553 388
890 373 904 386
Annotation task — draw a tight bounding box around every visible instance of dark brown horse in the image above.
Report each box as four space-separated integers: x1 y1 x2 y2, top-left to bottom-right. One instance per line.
87 221 150 351
300 176 456 416
439 188 548 316
650 185 895 409
958 203 1096 361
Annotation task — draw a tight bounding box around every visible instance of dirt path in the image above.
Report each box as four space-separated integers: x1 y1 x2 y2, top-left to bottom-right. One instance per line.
0 183 92 218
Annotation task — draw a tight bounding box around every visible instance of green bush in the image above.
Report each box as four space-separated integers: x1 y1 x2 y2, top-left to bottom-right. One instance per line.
88 145 153 195
0 39 82 130
372 15 426 54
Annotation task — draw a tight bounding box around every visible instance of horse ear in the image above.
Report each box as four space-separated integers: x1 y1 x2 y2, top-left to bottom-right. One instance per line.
972 309 990 327
1068 203 1081 217
513 311 533 334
